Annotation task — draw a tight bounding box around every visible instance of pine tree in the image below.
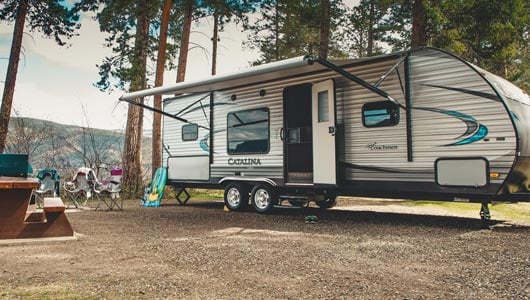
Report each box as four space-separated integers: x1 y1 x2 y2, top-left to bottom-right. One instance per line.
75 0 167 194
244 0 345 64
0 0 80 153
152 0 172 174
341 0 391 57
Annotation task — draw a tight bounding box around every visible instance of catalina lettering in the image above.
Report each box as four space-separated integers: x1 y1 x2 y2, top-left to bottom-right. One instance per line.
228 158 262 166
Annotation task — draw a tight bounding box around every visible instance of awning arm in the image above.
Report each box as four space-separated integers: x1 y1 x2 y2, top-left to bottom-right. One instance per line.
308 57 398 104
119 97 210 130
374 54 407 87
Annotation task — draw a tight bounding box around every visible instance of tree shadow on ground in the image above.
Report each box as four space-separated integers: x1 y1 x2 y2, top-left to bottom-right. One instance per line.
179 200 530 232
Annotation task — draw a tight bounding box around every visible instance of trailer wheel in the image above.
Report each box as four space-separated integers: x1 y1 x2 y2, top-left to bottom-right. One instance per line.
315 195 337 209
251 184 277 213
224 183 249 211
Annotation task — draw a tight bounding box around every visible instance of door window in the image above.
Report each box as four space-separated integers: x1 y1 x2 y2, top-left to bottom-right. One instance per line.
317 91 329 122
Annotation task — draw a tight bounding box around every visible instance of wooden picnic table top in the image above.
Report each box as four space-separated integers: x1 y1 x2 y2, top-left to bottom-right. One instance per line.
0 177 38 190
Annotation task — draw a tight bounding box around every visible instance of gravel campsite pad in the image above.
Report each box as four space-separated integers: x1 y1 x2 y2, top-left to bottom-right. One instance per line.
1 198 529 299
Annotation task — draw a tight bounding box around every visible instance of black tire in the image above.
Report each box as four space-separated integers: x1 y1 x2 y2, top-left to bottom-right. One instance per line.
224 183 249 211
315 195 337 209
250 184 277 213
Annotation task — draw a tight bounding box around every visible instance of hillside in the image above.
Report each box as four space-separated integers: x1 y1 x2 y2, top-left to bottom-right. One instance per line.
6 117 152 178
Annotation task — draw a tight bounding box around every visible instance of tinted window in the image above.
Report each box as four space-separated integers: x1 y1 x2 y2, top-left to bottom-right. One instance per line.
317 91 329 122
182 123 198 141
362 101 399 127
227 108 270 154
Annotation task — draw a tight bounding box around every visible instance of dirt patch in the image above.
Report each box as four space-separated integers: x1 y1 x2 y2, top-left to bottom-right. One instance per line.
1 198 529 299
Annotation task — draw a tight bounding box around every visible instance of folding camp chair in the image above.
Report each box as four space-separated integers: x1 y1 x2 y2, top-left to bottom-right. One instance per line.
95 167 123 210
63 167 98 208
34 169 60 208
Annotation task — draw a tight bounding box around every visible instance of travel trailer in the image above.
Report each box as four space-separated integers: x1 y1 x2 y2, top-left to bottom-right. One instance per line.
120 47 530 221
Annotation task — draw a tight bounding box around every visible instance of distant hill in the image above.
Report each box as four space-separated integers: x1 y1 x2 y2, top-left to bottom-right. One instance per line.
6 117 152 179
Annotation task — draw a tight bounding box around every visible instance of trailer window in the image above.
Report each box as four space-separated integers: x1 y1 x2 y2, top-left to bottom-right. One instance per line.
182 123 198 141
227 108 270 154
362 101 399 127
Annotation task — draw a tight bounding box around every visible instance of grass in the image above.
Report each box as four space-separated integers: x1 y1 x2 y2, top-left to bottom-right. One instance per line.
489 202 530 223
188 189 223 200
0 285 91 300
402 200 530 223
163 187 223 201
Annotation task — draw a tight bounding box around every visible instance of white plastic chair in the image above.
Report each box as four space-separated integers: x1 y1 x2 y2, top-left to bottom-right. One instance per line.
95 168 122 210
63 168 98 208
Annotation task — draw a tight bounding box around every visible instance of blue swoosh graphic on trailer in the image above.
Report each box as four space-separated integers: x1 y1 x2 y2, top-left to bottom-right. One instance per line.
415 107 488 146
199 136 209 152
450 124 488 146
198 129 225 153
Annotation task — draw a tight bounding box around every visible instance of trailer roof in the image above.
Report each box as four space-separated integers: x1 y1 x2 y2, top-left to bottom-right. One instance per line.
119 54 396 101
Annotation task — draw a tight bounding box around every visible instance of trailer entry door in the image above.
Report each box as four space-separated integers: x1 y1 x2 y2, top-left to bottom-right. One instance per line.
312 79 337 185
283 84 313 183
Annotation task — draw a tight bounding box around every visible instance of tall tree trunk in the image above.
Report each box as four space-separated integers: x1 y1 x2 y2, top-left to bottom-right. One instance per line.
211 11 219 76
0 0 29 153
123 0 150 195
367 0 374 56
411 0 427 47
176 0 193 83
274 0 279 61
152 0 172 174
318 0 331 59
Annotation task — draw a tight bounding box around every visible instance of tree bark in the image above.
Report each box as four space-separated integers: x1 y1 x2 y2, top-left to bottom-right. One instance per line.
274 1 279 61
411 0 427 48
367 0 374 56
123 0 150 195
318 0 331 59
0 0 29 153
176 0 193 83
152 0 172 174
211 11 219 76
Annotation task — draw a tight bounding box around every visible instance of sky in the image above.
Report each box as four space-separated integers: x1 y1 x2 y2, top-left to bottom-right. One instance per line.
0 10 260 131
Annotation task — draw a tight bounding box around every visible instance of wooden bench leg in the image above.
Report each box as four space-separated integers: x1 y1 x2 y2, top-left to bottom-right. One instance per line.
15 197 74 239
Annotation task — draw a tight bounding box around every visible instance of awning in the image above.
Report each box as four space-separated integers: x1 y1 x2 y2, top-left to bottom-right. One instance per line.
120 56 322 100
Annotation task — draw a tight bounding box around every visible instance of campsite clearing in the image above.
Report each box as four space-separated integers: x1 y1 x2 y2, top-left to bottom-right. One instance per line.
1 198 529 299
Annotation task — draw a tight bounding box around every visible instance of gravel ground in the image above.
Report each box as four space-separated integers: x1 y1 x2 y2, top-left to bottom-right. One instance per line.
0 198 529 299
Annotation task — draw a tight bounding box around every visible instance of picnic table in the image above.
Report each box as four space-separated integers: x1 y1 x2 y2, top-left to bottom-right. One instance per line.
0 176 73 239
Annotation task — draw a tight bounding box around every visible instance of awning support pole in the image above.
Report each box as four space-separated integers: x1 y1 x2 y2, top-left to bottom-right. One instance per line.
120 97 210 130
308 57 398 104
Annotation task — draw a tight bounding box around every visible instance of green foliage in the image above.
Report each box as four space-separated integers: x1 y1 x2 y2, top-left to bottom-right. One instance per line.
339 0 530 93
244 0 346 64
74 0 181 92
431 0 530 92
198 0 255 27
73 0 256 92
0 0 80 46
341 0 393 57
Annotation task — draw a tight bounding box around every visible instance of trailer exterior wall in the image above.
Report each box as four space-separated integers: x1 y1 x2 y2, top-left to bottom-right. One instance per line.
158 47 526 201
162 93 211 181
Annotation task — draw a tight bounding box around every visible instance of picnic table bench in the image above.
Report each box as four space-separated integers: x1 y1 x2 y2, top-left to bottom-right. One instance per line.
0 177 73 240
